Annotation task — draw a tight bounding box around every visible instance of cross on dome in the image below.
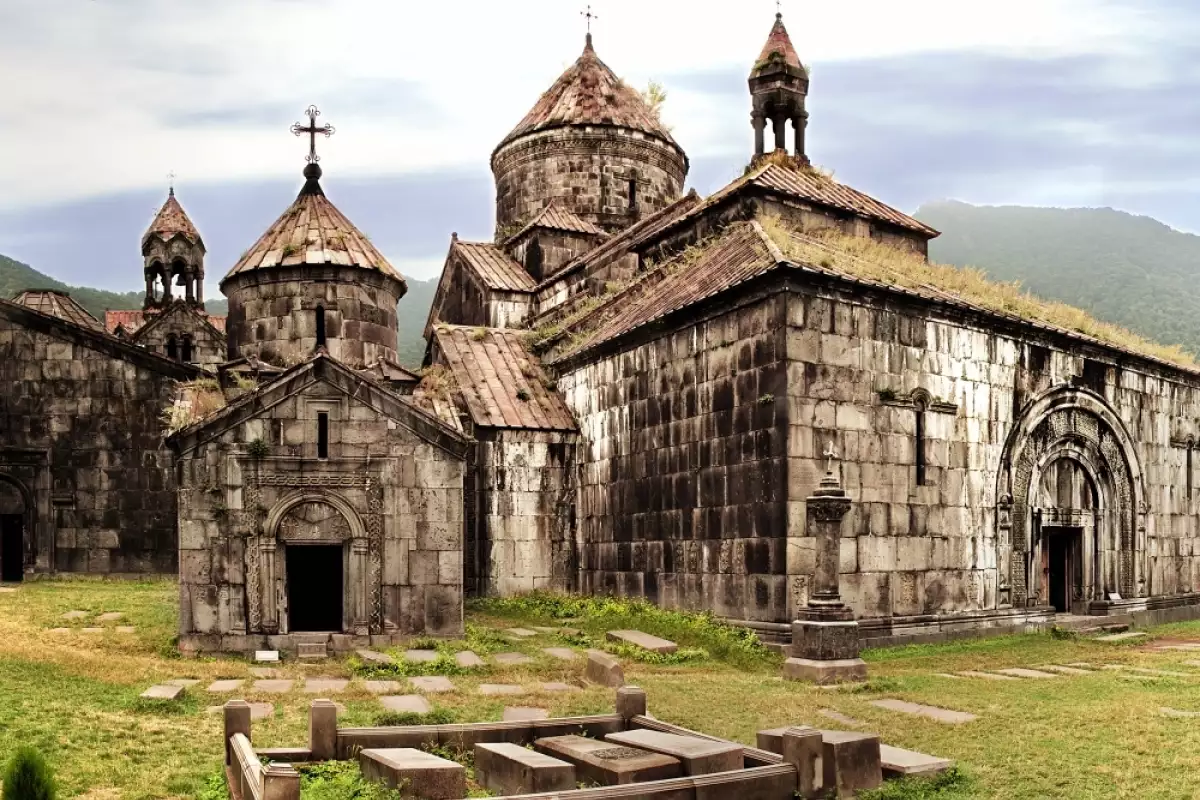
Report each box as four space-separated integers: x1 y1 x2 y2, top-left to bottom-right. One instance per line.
290 105 336 164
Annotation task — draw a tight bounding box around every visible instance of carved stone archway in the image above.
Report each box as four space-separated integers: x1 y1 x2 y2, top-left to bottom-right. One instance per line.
997 387 1146 608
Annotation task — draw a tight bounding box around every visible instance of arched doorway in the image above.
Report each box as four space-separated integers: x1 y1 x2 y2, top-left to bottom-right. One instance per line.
278 500 350 632
0 478 28 583
1035 457 1098 614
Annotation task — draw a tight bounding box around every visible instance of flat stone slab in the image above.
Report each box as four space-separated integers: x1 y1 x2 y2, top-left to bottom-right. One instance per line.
543 647 579 662
995 668 1060 679
251 680 294 693
304 678 349 694
475 742 576 795
409 676 454 693
506 628 538 638
869 699 977 724
167 679 201 687
1157 644 1200 651
605 729 742 776
532 627 562 634
1096 632 1147 642
62 611 88 620
357 649 396 665
404 649 439 663
455 651 485 668
540 682 578 692
47 628 69 634
503 706 550 721
80 627 103 634
479 684 525 696
494 652 535 665
206 702 274 720
358 748 466 799
1036 665 1092 676
1162 707 1200 718
380 695 432 714
606 630 678 654
879 744 953 779
958 671 1019 680
206 680 245 693
115 626 136 634
1066 663 1094 668
141 684 184 701
97 612 124 622
363 680 403 695
254 650 280 663
819 709 864 726
535 735 681 786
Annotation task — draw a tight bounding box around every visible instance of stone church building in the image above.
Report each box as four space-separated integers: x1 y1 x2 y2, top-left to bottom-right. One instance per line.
6 12 1200 651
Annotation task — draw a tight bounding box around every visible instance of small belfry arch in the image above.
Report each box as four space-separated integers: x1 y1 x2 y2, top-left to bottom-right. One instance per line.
996 386 1147 611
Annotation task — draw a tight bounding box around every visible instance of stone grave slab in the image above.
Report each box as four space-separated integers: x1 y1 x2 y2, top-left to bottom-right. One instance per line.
503 706 550 721
540 682 577 692
404 649 439 663
62 611 88 620
1161 707 1200 718
606 630 678 654
358 748 466 799
455 650 485 668
869 699 977 724
252 680 294 694
357 649 396 665
141 684 184 701
1096 632 1146 642
475 742 575 795
167 679 201 688
381 695 432 714
250 668 279 678
879 744 952 780
535 735 681 786
363 680 403 695
115 626 136 634
80 628 103 634
585 650 624 687
1037 665 1093 676
494 652 534 665
97 612 123 622
543 647 579 662
995 668 1059 679
819 709 864 726
506 628 538 638
255 650 280 663
304 678 349 694
605 729 743 776
958 671 1018 680
820 731 884 796
206 679 245 693
207 702 274 720
478 684 524 696
409 676 454 693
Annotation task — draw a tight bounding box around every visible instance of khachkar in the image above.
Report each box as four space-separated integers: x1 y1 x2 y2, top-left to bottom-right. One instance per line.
784 447 867 684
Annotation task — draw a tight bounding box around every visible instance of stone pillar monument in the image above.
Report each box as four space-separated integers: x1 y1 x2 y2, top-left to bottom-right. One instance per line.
784 450 867 685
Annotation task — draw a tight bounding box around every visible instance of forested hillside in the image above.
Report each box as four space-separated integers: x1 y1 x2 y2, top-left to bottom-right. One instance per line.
917 201 1200 356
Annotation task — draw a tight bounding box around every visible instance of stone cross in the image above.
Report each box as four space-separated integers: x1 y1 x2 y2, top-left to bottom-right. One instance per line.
291 105 336 164
823 441 839 474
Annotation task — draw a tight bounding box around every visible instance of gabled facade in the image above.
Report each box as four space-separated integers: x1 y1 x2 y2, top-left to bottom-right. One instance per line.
129 300 227 367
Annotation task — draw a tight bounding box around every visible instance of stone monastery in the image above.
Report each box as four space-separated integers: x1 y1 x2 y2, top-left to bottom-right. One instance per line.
4 13 1200 654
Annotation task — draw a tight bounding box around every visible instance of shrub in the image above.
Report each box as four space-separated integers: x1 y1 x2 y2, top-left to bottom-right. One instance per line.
3 746 57 800
298 761 404 799
859 766 974 799
374 706 457 727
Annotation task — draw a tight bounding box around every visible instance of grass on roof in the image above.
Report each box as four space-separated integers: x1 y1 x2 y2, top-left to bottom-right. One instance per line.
162 378 227 435
758 214 1199 371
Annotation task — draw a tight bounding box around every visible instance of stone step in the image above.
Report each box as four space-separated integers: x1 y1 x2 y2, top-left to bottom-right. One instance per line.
879 744 953 779
298 643 328 660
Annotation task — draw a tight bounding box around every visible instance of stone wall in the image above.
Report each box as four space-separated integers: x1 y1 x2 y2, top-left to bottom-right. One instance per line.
469 429 578 596
493 127 687 236
223 266 403 367
172 361 468 653
428 258 532 334
557 295 790 622
0 306 192 575
134 303 225 367
508 230 600 282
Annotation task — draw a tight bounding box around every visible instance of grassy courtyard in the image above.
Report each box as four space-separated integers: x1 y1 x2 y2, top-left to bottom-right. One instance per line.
2 580 1200 799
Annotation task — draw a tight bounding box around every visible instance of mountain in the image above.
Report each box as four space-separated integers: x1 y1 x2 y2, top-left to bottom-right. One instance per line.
916 201 1200 357
1 252 439 368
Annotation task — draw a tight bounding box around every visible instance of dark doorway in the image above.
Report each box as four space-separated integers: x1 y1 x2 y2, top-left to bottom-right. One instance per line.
286 545 343 632
1046 529 1080 613
1 516 23 582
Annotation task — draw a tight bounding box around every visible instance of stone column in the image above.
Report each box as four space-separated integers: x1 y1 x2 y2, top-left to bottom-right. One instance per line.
223 700 251 766
784 468 867 685
262 540 278 632
184 269 195 303
752 113 767 156
773 115 787 152
162 271 172 302
793 113 809 163
351 540 369 634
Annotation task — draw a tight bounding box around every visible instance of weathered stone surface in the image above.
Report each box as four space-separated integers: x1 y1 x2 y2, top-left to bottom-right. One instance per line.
206 680 245 693
409 676 454 693
475 742 576 795
783 657 868 685
357 649 396 665
534 735 681 786
478 684 525 696
380 695 432 714
250 668 280 678
363 681 403 695
80 627 103 634
1037 665 1093 676
47 628 69 634
1160 707 1200 718
502 706 549 721
879 744 953 779
606 630 677 654
62 611 88 620
304 678 349 694
255 650 280 663
141 684 184 701
958 671 1019 680
494 652 535 665
358 748 466 799
115 626 136 634
252 680 294 694
167 679 201 688
543 647 579 661
585 650 624 687
994 668 1059 679
869 699 977 724
454 651 485 668
605 729 743 776
615 686 648 721
206 702 274 720
821 731 883 797
404 649 439 663
97 612 124 622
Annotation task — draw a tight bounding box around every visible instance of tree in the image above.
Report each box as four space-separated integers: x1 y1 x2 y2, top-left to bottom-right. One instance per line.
3 747 57 800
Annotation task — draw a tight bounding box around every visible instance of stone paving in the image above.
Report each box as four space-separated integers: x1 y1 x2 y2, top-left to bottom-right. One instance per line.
252 679 294 693
363 680 403 695
206 679 245 693
479 684 525 696
869 699 977 724
304 678 349 694
455 651 485 668
493 652 534 665
381 695 432 714
502 706 548 721
409 676 455 693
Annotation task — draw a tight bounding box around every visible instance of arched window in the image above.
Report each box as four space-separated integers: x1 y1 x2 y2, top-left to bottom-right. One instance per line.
628 169 639 214
913 394 928 486
524 238 544 280
316 305 327 349
166 334 178 361
181 335 193 363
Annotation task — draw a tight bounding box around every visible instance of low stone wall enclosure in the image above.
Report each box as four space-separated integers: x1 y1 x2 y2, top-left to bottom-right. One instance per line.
220 686 951 799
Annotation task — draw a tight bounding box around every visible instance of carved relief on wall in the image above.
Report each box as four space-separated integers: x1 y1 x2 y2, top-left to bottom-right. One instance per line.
278 501 352 542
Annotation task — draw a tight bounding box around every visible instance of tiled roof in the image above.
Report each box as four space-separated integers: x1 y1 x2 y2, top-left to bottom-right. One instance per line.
509 201 606 242
103 308 226 335
223 167 404 285
548 223 774 362
454 240 537 292
751 13 803 76
10 290 104 332
433 325 577 431
143 189 203 248
355 356 421 384
495 35 681 153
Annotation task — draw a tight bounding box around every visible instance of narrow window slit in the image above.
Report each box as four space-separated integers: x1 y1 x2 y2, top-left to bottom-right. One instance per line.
317 412 329 459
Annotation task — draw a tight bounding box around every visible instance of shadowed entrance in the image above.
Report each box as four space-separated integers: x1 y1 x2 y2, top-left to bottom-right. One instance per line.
0 516 22 583
287 545 343 632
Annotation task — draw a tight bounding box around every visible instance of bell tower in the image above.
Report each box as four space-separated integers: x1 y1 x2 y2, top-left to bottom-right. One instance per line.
749 12 810 163
142 187 206 311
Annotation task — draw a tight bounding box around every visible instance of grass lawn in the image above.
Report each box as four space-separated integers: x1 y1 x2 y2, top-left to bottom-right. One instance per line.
3 580 1200 799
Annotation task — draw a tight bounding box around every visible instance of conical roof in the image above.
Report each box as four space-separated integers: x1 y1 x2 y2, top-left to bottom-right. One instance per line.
222 164 404 288
495 35 680 153
751 13 804 78
10 289 104 332
143 189 204 250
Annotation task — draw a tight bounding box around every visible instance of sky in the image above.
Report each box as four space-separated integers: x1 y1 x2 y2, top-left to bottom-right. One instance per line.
1 0 1197 295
